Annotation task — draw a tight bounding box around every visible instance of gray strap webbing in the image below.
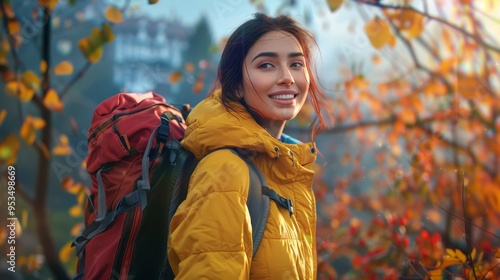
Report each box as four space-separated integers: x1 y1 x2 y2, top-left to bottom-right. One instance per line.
229 149 269 256
137 127 157 210
96 168 107 222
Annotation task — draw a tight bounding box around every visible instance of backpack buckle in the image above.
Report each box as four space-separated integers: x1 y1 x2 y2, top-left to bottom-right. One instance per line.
158 115 170 143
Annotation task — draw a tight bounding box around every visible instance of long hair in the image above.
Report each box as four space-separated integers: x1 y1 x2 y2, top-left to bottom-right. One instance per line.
210 13 334 141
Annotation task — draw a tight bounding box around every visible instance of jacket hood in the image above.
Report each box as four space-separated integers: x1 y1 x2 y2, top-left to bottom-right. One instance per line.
181 90 317 167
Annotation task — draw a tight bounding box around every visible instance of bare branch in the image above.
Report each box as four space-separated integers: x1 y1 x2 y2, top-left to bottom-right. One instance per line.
60 62 91 99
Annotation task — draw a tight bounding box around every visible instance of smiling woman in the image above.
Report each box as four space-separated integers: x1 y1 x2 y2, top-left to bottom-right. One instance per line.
167 13 334 279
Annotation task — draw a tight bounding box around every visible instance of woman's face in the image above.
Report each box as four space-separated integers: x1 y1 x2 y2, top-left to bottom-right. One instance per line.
241 31 310 133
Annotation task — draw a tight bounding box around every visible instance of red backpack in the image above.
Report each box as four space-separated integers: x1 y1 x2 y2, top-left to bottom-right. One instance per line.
71 92 294 279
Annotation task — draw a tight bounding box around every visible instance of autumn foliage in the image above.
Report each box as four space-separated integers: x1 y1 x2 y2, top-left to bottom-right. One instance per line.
316 0 500 279
0 0 499 279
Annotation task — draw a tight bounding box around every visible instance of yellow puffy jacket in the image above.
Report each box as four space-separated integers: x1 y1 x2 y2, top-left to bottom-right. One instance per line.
168 91 317 279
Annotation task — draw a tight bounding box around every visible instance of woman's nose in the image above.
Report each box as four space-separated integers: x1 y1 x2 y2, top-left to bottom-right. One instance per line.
277 68 295 85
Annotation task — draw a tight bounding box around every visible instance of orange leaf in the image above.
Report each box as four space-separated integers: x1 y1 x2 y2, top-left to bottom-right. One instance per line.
437 58 458 75
365 18 394 49
69 205 82 217
61 177 74 191
70 223 84 236
7 18 20 35
0 109 6 126
59 241 75 263
53 134 72 156
185 63 195 73
20 116 46 145
105 6 123 24
5 81 35 102
43 89 64 112
40 60 47 73
168 71 183 84
54 60 73 75
424 80 447 96
0 134 20 165
399 109 416 124
192 79 204 94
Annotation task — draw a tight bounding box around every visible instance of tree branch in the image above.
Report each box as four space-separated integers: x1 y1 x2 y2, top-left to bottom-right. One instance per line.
60 61 91 99
351 0 500 53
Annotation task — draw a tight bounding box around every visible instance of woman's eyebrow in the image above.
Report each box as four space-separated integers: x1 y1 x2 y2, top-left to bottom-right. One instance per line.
251 52 304 62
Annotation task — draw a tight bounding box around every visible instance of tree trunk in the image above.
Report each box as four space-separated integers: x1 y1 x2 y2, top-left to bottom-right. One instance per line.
32 7 70 280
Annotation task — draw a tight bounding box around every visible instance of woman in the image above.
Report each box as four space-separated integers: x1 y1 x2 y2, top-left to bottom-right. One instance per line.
168 13 333 279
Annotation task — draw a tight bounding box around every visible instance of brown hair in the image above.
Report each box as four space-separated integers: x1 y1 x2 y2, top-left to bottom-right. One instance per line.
210 13 333 141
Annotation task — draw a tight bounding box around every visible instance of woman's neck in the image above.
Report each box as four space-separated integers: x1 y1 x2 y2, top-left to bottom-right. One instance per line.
262 120 286 140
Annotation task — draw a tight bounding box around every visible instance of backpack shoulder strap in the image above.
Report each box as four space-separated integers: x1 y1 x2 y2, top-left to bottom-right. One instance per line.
228 149 269 256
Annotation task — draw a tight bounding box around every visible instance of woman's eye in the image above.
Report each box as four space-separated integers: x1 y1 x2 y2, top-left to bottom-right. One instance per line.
258 63 274 69
291 62 304 68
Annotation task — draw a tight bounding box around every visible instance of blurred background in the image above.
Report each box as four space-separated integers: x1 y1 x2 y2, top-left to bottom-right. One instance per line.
0 0 499 279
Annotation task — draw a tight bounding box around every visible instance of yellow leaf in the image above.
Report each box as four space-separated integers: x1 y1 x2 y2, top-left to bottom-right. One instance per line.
5 81 35 102
20 116 46 145
455 249 466 263
365 18 394 49
59 241 74 263
168 71 183 84
77 189 87 205
427 268 443 280
0 109 6 126
54 61 73 75
445 248 456 257
69 205 82 217
0 134 20 165
440 255 462 268
21 70 41 92
43 89 64 112
78 38 103 63
327 0 344 12
471 248 476 261
40 60 47 73
22 209 28 229
53 139 72 156
105 6 123 24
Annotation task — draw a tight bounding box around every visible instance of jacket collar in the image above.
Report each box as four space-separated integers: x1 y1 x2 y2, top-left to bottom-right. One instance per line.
181 90 317 167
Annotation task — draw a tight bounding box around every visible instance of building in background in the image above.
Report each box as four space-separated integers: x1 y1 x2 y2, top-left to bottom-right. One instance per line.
112 16 192 94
